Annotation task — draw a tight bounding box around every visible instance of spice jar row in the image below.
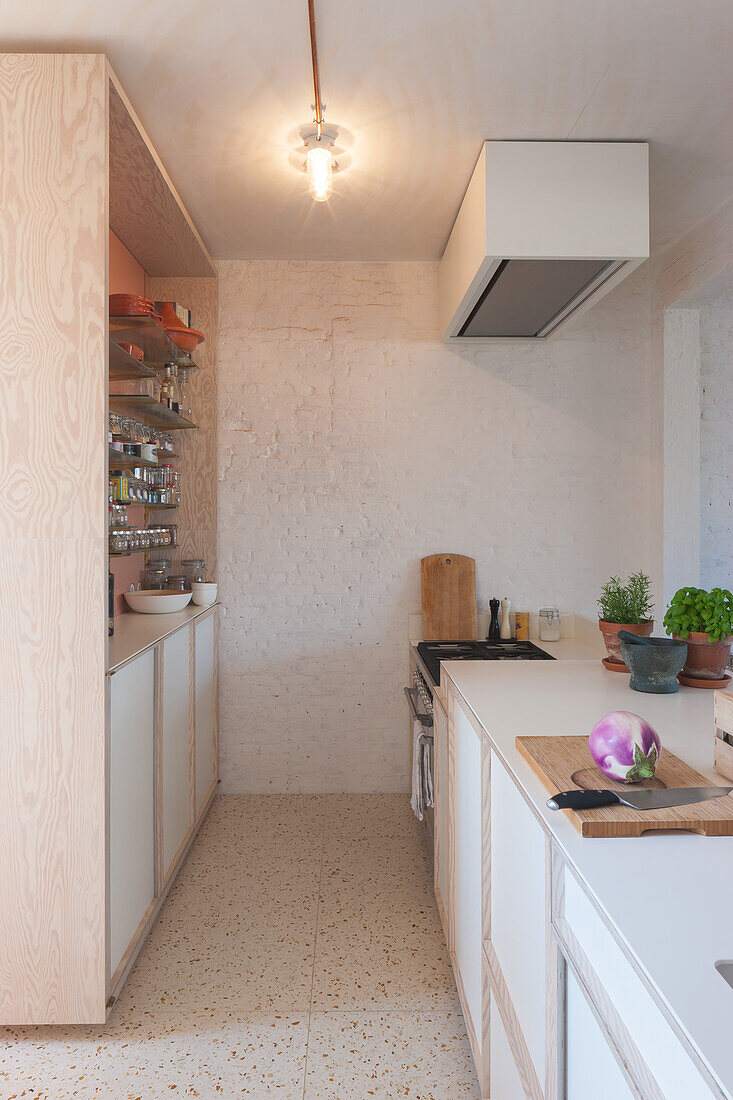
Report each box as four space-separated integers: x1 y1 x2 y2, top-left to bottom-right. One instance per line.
109 414 175 459
109 467 181 507
109 524 178 555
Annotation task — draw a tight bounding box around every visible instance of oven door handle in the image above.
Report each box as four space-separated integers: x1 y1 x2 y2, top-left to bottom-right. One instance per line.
404 687 434 729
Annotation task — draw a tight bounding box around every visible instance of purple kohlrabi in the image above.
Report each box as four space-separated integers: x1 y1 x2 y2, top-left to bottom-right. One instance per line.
589 711 661 784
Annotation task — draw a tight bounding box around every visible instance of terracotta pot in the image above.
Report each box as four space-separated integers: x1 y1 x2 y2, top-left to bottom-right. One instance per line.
673 631 733 680
598 620 654 668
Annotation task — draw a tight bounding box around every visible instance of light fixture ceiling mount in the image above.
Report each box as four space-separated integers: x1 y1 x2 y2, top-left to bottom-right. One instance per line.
300 0 340 202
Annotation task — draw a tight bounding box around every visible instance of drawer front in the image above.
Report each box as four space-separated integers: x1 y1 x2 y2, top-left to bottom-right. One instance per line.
562 865 716 1100
490 751 546 1082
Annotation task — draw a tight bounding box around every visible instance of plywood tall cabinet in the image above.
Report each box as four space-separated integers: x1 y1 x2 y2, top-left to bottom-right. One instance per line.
0 53 218 1025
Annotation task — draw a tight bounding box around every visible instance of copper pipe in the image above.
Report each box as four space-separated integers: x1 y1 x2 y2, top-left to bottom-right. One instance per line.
307 0 324 139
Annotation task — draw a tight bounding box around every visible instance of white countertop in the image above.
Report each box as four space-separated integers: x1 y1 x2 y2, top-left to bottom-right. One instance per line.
107 602 218 673
444 659 733 1097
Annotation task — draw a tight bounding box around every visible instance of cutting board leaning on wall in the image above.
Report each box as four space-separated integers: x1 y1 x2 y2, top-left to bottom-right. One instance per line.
421 554 477 640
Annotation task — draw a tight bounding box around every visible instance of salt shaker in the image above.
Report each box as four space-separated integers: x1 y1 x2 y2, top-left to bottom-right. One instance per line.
539 606 561 642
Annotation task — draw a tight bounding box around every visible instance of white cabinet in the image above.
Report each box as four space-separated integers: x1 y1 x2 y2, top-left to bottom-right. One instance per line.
452 699 483 1049
489 989 527 1100
566 968 635 1100
433 693 450 940
194 613 217 815
161 627 192 880
109 649 156 977
490 752 546 1083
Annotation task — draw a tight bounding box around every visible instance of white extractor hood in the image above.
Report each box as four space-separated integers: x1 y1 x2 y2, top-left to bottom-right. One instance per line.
439 141 649 341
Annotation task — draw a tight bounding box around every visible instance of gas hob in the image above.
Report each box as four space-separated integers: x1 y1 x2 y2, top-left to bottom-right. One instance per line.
416 638 555 686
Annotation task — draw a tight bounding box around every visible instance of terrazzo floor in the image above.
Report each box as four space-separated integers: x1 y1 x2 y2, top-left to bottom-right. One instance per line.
1 795 480 1099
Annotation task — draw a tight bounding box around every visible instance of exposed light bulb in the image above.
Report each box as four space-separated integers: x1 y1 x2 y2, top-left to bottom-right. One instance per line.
306 143 333 202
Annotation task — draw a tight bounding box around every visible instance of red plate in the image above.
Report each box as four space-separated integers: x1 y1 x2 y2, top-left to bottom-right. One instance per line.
165 326 205 353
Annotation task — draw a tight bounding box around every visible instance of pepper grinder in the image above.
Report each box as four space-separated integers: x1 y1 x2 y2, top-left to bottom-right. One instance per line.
488 598 500 640
500 597 512 639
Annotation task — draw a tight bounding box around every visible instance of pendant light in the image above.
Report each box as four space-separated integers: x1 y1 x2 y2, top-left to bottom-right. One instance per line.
303 0 337 201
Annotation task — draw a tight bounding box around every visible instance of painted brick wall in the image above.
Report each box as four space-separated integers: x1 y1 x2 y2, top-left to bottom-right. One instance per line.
699 297 733 588
217 260 655 793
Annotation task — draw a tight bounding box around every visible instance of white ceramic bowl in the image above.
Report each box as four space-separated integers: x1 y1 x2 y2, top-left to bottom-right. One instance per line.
124 590 193 614
191 581 217 606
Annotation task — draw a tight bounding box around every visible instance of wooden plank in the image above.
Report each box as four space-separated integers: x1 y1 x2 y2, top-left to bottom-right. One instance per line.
421 554 477 640
107 74 214 277
516 735 733 837
0 53 108 1025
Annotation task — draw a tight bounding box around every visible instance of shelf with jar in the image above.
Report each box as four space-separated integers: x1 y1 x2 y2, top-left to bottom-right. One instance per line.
109 315 199 370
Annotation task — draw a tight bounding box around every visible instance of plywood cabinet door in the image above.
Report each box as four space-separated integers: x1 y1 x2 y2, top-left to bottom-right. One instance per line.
490 751 546 1083
194 613 217 815
162 628 193 880
566 969 635 1100
452 698 483 1049
433 693 451 941
109 649 156 978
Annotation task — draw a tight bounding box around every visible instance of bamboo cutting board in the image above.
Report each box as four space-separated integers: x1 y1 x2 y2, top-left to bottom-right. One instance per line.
516 735 733 837
421 554 477 640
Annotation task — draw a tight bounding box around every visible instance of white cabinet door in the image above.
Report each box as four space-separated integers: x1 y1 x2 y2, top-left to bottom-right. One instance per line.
453 699 483 1049
194 613 216 815
566 968 635 1100
109 649 156 977
433 693 450 940
489 989 526 1100
162 628 192 879
490 751 546 1083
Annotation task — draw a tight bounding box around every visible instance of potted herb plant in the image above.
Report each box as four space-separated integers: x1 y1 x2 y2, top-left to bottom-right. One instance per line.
663 587 733 684
597 572 654 669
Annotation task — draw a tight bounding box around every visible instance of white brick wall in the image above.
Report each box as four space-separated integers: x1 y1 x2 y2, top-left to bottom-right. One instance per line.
699 297 733 588
217 260 656 793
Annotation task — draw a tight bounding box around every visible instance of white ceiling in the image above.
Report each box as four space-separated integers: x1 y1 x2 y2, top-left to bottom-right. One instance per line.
3 0 733 260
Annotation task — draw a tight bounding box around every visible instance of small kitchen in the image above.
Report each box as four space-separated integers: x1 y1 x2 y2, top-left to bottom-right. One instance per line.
2 3 733 1098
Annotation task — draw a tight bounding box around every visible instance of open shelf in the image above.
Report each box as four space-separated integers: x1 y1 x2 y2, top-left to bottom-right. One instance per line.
108 446 158 470
108 395 197 430
145 502 179 512
110 315 199 370
109 340 158 381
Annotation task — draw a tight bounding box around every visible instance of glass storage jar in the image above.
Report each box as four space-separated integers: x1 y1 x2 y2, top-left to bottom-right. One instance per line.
166 574 188 592
182 559 206 585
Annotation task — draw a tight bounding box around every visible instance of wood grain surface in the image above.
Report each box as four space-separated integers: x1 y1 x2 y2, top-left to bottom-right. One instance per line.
108 77 214 277
516 735 733 837
421 554 477 640
0 54 108 1025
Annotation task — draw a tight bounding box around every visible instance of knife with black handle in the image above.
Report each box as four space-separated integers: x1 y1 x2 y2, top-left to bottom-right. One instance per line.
547 786 732 812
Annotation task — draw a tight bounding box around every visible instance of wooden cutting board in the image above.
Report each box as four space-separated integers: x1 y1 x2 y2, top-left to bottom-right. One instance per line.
516 735 733 837
421 554 477 640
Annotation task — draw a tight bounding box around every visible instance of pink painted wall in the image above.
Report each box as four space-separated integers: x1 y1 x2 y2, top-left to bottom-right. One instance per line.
109 231 147 613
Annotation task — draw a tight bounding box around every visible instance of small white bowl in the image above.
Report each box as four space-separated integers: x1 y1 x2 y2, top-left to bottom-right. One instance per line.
191 582 217 606
124 590 193 614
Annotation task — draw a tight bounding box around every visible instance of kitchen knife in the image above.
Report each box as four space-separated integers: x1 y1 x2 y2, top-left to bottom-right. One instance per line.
547 786 733 812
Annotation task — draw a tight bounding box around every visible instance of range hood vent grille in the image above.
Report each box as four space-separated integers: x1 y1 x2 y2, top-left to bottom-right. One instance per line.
458 258 624 338
439 142 649 341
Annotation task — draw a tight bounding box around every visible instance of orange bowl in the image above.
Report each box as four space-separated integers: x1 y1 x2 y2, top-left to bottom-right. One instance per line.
166 326 205 354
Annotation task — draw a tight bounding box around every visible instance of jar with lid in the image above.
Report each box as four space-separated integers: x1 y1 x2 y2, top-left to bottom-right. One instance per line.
166 574 189 592
144 562 168 590
539 607 561 642
147 556 172 580
182 559 206 586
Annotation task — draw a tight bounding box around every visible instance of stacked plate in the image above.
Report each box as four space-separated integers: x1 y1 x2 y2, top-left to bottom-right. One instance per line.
109 294 161 322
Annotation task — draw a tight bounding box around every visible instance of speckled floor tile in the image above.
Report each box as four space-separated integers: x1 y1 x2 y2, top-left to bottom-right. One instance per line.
304 1011 480 1099
1 795 475 1099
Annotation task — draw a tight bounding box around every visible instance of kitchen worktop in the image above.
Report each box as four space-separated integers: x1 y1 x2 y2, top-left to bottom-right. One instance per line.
445 659 733 1097
409 611 605 662
107 602 219 673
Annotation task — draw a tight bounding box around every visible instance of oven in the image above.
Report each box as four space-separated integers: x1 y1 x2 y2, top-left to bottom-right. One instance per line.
405 661 435 847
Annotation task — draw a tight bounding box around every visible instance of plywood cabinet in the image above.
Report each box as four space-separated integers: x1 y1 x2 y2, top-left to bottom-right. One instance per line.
451 698 484 1060
161 627 194 881
194 612 217 815
109 650 156 979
